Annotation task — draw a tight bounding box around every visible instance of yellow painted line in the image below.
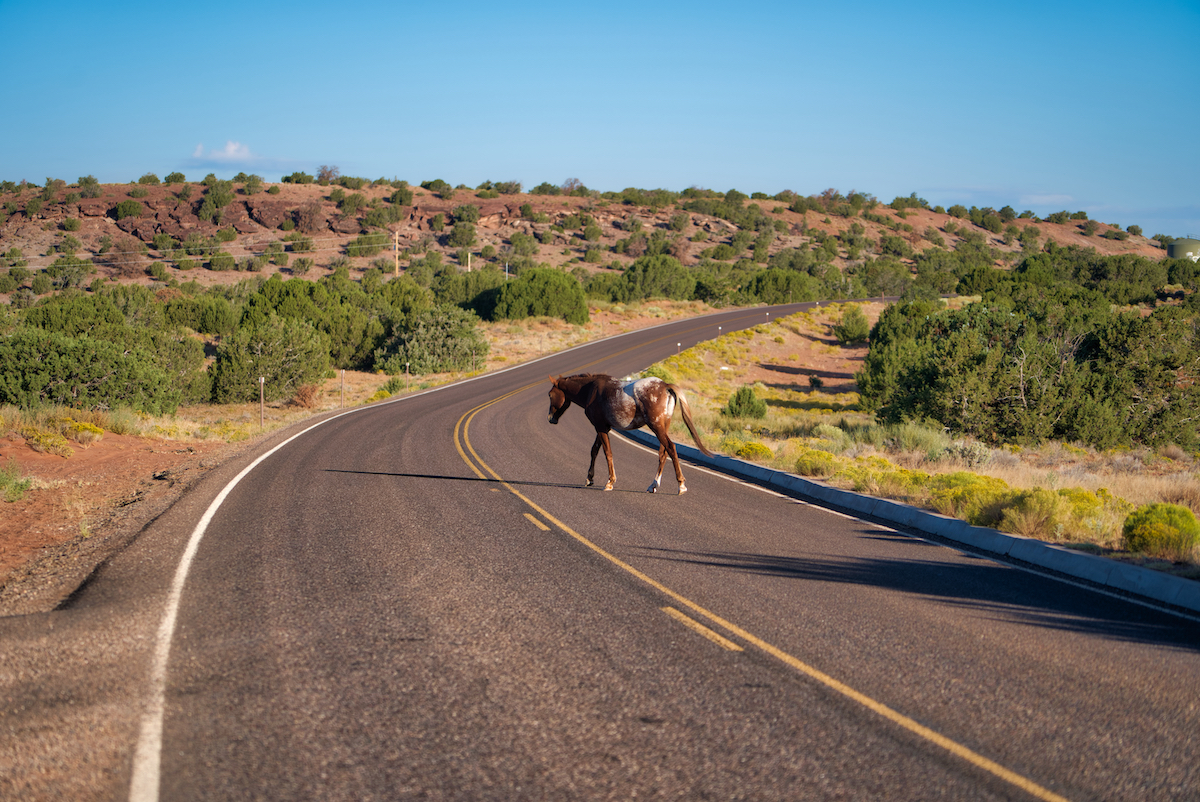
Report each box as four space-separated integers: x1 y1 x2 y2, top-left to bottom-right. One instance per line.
524 512 550 531
454 394 1072 802
662 606 743 651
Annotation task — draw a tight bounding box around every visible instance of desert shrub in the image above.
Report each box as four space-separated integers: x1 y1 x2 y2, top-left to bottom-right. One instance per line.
283 171 314 184
138 173 160 185
451 204 480 224
63 217 81 232
736 441 773 461
284 232 314 253
347 233 387 258
292 383 320 409
265 241 288 266
373 305 489 375
724 385 767 418
508 231 538 256
448 222 476 248
810 423 849 452
208 251 235 271
1122 503 1200 560
999 488 1070 539
833 305 870 344
390 186 413 206
78 175 102 199
210 314 331 403
795 448 838 477
291 257 314 276
611 254 695 303
927 472 1012 527
1 458 33 502
482 267 588 324
0 328 180 413
164 295 236 334
296 201 325 233
164 172 186 184
338 192 366 216
115 199 144 219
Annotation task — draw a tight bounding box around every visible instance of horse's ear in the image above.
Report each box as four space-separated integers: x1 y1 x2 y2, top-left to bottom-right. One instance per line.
549 374 558 386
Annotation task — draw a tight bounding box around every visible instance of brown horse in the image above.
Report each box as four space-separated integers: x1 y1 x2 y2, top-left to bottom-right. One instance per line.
548 373 712 494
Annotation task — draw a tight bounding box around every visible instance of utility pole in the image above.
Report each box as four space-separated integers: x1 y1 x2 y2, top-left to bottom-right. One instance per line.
393 230 399 278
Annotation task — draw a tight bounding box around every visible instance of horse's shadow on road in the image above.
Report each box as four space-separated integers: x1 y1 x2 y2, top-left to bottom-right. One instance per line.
323 468 648 493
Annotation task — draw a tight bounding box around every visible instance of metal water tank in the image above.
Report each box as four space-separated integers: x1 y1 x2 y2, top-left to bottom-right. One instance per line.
1167 238 1200 261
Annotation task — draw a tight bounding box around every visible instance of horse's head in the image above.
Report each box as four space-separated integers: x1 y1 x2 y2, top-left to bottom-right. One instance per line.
548 376 569 424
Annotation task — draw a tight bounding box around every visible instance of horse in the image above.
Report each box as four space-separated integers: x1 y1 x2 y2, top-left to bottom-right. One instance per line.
547 373 713 494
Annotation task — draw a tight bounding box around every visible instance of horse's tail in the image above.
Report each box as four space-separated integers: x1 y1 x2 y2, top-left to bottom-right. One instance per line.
666 384 713 457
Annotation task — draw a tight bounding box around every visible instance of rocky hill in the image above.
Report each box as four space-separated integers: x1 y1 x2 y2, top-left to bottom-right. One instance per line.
0 178 1167 296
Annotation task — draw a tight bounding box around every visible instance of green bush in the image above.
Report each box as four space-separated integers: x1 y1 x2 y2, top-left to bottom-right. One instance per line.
0 328 180 413
164 172 186 184
347 233 387 258
138 173 160 185
736 441 773 461
284 233 314 253
373 305 489 375
448 222 476 248
1 458 33 503
115 199 144 220
210 314 331 403
451 204 481 224
78 175 102 199
63 217 81 232
833 305 871 344
1122 503 1200 559
484 267 589 324
724 385 767 418
794 448 837 477
208 251 235 271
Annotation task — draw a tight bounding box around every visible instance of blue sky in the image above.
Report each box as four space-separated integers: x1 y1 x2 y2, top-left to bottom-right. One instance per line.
2 0 1197 237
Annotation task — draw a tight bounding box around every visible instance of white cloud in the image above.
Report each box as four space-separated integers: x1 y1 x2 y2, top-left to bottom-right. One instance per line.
185 141 304 177
191 141 254 164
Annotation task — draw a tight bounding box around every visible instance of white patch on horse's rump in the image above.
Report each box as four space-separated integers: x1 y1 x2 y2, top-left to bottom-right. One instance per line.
619 378 673 431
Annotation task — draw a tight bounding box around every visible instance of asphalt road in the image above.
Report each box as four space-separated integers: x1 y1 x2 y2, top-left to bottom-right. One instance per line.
3 304 1198 801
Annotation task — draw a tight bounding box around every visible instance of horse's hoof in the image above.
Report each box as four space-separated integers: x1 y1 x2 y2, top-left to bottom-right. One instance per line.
604 483 615 491
679 485 688 495
586 479 594 487
647 484 658 494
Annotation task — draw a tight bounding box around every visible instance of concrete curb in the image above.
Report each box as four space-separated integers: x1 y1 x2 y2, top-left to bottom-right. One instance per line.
625 430 1200 615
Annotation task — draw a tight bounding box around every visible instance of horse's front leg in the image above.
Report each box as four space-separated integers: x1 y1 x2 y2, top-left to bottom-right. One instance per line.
599 431 616 490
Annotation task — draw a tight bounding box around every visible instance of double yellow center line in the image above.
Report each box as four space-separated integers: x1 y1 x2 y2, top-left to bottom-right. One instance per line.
453 381 1070 802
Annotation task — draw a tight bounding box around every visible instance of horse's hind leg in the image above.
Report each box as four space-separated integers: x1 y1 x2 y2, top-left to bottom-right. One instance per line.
598 431 616 490
666 438 688 494
647 443 668 493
